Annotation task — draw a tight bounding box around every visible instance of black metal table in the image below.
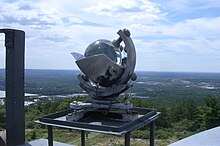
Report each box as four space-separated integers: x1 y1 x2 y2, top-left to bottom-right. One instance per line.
38 108 160 146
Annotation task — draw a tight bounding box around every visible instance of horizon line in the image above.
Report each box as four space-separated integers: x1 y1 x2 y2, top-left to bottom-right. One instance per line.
0 68 220 74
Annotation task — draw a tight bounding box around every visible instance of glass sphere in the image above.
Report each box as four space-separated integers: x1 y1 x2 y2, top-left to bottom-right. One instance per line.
84 39 118 63
83 39 123 87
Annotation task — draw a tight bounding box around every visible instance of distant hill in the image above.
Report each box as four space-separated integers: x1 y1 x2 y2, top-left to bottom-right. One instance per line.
0 69 220 103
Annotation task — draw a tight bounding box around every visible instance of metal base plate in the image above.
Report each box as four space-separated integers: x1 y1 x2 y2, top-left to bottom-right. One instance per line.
38 107 160 135
69 100 133 110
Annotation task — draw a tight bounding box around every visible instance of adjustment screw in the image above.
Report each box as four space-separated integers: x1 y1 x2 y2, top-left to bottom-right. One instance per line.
123 29 131 36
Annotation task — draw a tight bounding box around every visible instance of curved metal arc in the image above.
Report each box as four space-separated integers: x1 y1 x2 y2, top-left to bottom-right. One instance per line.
116 30 136 84
78 74 130 98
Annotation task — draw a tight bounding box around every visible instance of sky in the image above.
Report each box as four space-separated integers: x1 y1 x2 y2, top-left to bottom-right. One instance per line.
0 0 220 72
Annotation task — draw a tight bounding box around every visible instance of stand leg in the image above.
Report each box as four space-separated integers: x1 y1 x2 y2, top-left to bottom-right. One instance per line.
81 130 85 146
150 121 155 146
48 126 53 146
125 132 130 146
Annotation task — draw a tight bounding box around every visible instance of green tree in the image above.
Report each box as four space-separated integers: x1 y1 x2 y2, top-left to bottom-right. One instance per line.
204 95 220 128
172 99 197 122
0 105 6 129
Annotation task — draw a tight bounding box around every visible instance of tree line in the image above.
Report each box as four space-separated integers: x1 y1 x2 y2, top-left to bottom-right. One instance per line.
0 95 220 140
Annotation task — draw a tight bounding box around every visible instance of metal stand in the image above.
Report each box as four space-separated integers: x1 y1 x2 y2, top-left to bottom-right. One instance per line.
0 29 25 146
45 121 156 146
38 107 160 146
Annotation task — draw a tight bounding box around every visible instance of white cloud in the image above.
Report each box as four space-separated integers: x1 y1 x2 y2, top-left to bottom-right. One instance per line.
0 1 60 29
68 17 84 24
83 0 164 24
130 16 220 53
0 0 220 72
157 0 220 12
129 15 220 71
128 24 162 36
129 16 220 39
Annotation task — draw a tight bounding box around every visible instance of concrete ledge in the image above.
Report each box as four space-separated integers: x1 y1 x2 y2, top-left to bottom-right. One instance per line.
19 139 74 146
168 126 220 146
0 131 6 146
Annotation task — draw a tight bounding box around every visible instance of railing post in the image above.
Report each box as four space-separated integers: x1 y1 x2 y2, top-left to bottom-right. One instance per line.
0 29 25 146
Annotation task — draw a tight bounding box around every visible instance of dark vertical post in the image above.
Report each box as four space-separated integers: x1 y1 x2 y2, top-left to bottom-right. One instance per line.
150 121 155 146
0 29 25 146
81 130 85 146
48 126 53 146
125 132 130 146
